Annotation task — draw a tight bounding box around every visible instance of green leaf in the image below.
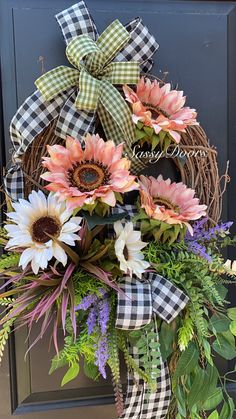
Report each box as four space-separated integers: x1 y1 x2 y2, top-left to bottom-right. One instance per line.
174 342 199 379
151 134 160 150
202 388 223 411
61 363 80 386
208 411 219 419
216 285 228 300
219 401 230 419
135 127 147 140
204 364 219 398
210 314 230 332
188 368 206 410
194 364 219 409
49 354 67 375
202 339 213 365
159 322 175 361
176 384 187 417
136 121 144 130
83 360 99 381
227 307 236 321
143 126 154 137
230 320 236 336
213 332 236 360
83 211 128 229
219 398 235 419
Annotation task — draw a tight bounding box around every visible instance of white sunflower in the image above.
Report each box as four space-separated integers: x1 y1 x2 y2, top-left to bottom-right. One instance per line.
5 190 82 274
114 221 150 279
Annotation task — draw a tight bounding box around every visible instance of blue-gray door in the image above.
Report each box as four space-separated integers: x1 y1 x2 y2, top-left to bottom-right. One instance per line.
1 0 236 417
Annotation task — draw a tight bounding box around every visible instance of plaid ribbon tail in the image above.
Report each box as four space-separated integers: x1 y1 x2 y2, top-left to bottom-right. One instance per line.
151 274 189 324
5 88 73 201
55 1 98 44
116 278 172 419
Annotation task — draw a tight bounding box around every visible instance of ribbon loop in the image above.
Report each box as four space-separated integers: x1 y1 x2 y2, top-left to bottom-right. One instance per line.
96 19 130 64
35 66 80 102
5 2 159 201
35 19 140 145
55 1 98 44
116 277 152 330
66 34 99 69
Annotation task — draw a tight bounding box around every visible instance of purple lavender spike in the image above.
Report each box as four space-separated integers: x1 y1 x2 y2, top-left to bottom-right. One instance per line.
95 335 109 379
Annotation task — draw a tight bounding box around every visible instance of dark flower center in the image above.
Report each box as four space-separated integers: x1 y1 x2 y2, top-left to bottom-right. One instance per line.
68 160 110 192
154 196 180 212
143 102 170 119
31 216 61 243
123 245 129 260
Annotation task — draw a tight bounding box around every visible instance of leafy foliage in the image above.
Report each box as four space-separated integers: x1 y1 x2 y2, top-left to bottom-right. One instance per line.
127 321 161 392
145 239 236 418
107 321 124 417
0 253 20 270
0 317 14 363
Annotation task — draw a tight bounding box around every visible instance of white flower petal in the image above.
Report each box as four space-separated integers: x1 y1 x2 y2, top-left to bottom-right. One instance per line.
29 190 47 216
5 224 22 235
59 233 80 245
61 220 81 234
5 233 33 249
4 190 81 272
31 258 40 274
19 248 35 269
114 221 124 236
114 221 149 279
52 243 68 266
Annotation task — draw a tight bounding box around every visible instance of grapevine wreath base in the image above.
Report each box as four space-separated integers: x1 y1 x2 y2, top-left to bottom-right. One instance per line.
0 2 236 419
22 121 226 224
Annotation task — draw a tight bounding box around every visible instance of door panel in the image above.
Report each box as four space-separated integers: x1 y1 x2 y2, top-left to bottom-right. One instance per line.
1 0 236 417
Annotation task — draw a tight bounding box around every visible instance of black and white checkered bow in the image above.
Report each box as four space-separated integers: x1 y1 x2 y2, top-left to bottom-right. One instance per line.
4 1 159 202
110 205 189 419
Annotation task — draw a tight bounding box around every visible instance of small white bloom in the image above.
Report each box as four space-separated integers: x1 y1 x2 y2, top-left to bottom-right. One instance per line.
5 191 82 274
114 221 150 279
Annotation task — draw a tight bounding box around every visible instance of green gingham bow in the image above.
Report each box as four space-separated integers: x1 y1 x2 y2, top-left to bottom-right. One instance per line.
35 20 139 147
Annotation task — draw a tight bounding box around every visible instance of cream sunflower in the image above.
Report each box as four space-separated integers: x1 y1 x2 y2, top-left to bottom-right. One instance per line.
114 221 150 279
5 190 82 274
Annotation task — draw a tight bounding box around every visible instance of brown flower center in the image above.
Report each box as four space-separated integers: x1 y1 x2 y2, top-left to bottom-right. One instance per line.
123 245 129 261
143 102 170 119
31 216 61 243
154 196 180 212
68 160 110 192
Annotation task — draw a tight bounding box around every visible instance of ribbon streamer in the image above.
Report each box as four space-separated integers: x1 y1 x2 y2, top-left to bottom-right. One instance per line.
109 205 189 418
5 1 159 201
116 274 189 419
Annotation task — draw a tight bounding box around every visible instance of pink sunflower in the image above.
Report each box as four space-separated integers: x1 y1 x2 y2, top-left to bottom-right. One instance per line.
139 175 207 235
41 134 139 210
123 77 198 144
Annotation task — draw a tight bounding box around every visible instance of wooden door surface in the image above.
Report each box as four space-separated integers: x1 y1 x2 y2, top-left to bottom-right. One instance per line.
1 1 236 417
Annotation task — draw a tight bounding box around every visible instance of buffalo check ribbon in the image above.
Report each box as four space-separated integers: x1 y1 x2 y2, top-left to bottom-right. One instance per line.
4 1 159 202
116 274 189 419
109 205 189 419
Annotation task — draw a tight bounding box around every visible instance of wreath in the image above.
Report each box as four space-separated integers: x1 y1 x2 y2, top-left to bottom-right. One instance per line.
0 3 235 419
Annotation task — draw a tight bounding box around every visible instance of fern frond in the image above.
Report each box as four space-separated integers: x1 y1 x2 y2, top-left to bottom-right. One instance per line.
0 297 14 306
0 253 20 270
108 326 124 416
0 228 7 239
118 331 150 383
0 317 15 363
